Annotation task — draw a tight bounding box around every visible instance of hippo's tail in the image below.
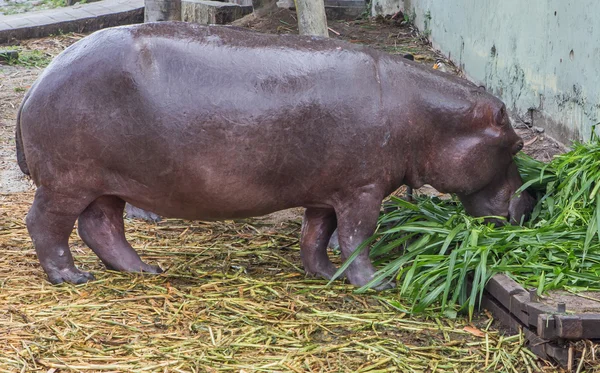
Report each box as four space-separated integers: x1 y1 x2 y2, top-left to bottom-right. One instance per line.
15 93 30 176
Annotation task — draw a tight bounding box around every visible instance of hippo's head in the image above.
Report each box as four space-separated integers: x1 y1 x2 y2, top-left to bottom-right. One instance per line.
457 160 534 225
421 97 534 224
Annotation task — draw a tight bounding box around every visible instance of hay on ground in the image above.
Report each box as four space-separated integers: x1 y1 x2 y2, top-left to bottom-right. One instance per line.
0 192 577 372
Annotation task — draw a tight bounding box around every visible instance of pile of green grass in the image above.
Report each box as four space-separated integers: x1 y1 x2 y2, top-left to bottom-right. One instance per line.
340 140 600 318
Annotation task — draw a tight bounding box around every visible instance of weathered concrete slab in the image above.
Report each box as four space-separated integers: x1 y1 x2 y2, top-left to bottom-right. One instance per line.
325 0 365 20
181 0 252 24
276 0 366 21
0 0 143 44
228 0 252 6
252 0 277 17
371 0 401 16
145 0 181 22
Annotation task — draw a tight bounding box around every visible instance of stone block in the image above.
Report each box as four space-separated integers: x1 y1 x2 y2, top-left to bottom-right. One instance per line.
181 0 252 24
228 0 252 5
324 0 366 20
145 0 181 22
251 0 277 17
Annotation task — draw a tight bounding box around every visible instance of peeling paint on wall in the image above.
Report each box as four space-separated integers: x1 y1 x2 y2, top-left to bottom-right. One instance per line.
378 0 600 143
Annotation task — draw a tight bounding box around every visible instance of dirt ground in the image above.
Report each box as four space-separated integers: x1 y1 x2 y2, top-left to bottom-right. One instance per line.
0 9 572 372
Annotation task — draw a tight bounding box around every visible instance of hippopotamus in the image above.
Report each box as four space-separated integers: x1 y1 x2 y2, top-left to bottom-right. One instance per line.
15 22 533 288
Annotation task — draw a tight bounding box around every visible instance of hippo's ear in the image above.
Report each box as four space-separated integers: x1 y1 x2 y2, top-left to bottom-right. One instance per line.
473 103 505 129
492 105 509 127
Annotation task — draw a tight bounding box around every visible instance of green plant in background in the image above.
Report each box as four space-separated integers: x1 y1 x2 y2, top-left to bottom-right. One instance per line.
403 8 416 24
1 47 53 68
14 50 53 68
359 0 371 19
422 10 432 37
336 138 600 319
0 50 19 64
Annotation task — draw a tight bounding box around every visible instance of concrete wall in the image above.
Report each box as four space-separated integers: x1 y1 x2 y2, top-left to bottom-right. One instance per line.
374 0 600 143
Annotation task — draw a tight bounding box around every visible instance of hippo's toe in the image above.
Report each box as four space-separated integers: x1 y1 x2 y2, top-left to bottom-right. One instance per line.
345 263 395 291
48 267 96 285
372 281 395 291
142 263 164 274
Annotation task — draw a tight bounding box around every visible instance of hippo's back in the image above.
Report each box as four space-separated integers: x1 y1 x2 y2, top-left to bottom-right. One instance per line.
18 23 394 219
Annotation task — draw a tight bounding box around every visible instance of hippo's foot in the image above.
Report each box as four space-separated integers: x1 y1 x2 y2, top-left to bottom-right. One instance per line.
300 208 338 280
78 196 163 276
345 263 394 290
304 261 338 280
125 203 162 222
47 267 96 285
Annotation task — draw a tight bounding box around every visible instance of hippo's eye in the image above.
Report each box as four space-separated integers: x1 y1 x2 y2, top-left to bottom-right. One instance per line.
512 140 524 154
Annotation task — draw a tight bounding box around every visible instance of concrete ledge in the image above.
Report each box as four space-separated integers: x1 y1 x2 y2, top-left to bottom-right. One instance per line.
181 0 252 24
0 0 143 44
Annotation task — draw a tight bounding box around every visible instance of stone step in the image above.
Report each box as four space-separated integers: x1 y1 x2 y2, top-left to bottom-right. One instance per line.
181 0 252 24
0 0 143 44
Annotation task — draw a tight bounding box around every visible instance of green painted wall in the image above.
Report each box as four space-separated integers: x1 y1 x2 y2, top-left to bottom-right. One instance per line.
387 0 600 143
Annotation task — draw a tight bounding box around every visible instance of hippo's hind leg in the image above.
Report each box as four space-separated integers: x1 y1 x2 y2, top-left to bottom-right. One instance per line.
77 196 163 274
335 188 393 290
300 208 337 279
26 187 97 284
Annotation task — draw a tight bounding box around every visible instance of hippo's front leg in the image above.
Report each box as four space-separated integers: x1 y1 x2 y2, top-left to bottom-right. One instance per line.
335 187 393 290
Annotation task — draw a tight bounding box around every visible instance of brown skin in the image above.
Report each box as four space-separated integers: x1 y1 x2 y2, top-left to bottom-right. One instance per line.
16 23 533 288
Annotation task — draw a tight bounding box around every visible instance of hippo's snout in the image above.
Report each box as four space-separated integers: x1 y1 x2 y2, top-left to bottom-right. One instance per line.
458 161 535 226
507 188 535 225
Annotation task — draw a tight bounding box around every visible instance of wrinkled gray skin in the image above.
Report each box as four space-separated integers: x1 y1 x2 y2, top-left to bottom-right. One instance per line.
15 23 534 288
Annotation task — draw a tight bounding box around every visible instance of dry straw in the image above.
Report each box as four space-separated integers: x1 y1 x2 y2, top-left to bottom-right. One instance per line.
0 192 575 372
